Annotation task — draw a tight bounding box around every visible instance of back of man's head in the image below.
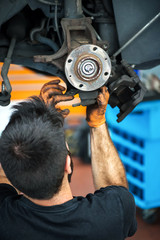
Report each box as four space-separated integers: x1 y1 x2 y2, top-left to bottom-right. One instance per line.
0 97 67 200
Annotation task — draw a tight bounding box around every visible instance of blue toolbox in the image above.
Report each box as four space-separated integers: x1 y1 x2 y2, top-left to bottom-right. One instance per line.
106 100 160 209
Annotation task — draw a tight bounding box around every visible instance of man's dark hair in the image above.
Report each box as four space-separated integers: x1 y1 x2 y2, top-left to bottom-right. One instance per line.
0 97 68 200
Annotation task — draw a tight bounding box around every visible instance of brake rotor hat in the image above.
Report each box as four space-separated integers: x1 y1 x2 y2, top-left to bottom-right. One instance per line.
65 44 111 91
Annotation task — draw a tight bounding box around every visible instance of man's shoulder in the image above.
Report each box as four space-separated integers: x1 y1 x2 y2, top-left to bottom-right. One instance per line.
81 185 136 219
86 185 133 202
84 185 136 223
83 185 137 238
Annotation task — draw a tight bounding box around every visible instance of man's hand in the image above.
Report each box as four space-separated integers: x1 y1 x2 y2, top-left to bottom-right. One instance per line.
40 79 74 118
86 86 109 128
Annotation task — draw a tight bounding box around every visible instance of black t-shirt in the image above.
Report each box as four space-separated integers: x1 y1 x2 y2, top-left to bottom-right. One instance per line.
0 184 137 240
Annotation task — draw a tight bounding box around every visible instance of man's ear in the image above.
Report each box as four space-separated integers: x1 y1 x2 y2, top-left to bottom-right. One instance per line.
65 154 72 174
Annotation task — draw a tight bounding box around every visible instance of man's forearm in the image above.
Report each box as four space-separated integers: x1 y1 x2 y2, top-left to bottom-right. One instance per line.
90 123 128 190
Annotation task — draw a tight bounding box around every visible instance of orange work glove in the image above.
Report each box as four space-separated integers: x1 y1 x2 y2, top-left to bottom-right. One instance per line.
40 79 74 118
86 86 109 127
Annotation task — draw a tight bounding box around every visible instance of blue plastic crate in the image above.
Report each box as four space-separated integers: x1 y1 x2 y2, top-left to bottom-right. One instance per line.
106 100 160 209
106 100 160 140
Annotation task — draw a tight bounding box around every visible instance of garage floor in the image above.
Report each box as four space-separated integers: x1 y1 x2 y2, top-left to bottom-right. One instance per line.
70 157 160 240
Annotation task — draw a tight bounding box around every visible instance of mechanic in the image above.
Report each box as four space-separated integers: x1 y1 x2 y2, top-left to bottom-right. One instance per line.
0 80 137 240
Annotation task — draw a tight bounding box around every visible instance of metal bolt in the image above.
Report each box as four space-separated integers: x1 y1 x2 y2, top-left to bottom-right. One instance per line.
103 44 108 50
79 59 98 78
82 62 95 75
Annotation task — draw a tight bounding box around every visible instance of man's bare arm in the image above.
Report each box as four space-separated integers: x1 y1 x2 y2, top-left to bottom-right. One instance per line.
86 86 128 190
90 123 128 190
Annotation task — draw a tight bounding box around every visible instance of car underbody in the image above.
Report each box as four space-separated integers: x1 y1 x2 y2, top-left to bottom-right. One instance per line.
0 0 159 121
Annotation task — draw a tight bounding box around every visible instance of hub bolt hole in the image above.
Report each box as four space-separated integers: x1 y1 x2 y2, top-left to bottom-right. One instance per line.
79 84 83 88
104 72 108 76
68 59 72 63
93 47 97 51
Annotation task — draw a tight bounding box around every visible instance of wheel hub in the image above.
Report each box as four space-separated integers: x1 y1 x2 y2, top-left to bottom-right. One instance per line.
65 44 111 91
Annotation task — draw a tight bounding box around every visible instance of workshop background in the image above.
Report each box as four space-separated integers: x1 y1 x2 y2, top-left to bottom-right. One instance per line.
0 63 160 239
